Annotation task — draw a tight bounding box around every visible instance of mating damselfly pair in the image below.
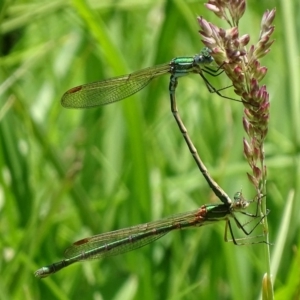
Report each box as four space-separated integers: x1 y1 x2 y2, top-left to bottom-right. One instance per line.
35 48 267 278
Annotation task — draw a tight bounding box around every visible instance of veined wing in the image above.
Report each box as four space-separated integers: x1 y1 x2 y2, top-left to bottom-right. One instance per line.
61 63 171 108
64 207 210 260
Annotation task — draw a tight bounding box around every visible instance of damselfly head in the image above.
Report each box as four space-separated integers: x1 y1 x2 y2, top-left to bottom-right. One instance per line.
233 191 250 210
196 47 214 65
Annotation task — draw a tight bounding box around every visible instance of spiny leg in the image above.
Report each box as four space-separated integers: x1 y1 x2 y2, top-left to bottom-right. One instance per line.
224 212 270 245
199 70 243 103
198 64 258 106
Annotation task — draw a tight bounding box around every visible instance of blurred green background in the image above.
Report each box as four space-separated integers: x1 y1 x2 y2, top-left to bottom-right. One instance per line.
0 0 299 299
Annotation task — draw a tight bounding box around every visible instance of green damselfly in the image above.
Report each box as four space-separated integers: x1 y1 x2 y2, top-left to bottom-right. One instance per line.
35 192 266 278
34 49 267 279
61 48 236 204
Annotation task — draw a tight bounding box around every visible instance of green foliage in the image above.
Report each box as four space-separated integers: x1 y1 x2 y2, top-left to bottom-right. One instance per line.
0 0 299 299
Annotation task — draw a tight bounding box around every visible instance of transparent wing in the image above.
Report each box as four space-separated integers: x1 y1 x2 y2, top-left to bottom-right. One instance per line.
61 63 171 108
64 207 209 260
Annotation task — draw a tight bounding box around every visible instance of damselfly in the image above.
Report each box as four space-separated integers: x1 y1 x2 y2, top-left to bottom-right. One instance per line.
35 192 266 278
61 48 236 204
